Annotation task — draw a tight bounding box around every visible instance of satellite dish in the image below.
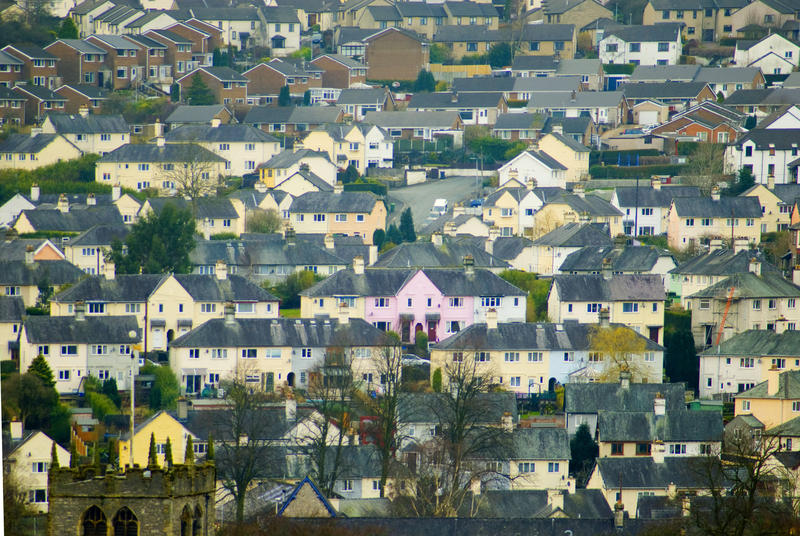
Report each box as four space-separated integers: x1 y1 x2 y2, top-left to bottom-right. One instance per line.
392 81 400 88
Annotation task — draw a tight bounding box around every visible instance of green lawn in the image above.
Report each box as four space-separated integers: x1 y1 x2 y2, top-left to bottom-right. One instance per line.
280 308 301 318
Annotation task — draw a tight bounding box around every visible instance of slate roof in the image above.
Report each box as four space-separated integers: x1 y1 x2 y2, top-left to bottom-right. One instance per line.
732 128 800 150
458 489 612 519
51 39 106 55
408 92 504 110
556 58 602 76
148 28 193 44
98 143 224 163
547 131 589 152
166 104 232 124
670 248 779 276
363 110 460 128
262 148 332 169
170 317 385 347
189 66 248 82
145 196 238 219
671 196 761 218
511 54 558 72
69 224 130 246
688 272 800 299
433 25 503 42
493 113 545 132
164 124 278 143
0 134 75 154
490 236 534 260
767 415 800 436
173 274 278 301
738 370 800 399
293 233 371 264
44 113 128 134
23 315 140 343
58 84 111 99
418 214 486 235
484 187 533 207
532 222 612 247
597 410 723 442
511 427 570 459
0 296 25 322
564 381 685 413
553 273 666 301
398 392 517 424
374 241 509 269
434 320 664 351
594 457 720 489
336 88 388 105
529 90 624 109
16 206 123 233
55 274 166 303
289 191 380 214
89 34 141 50
622 82 711 99
604 23 681 42
548 194 622 217
5 44 58 59
724 88 800 106
0 50 23 65
190 236 347 268
445 1 498 16
694 66 762 84
630 64 700 82
559 245 673 273
614 185 700 207
699 329 800 358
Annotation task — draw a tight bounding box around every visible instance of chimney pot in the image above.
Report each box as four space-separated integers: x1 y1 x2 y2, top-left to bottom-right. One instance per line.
463 254 475 275
75 301 86 321
112 184 121 201
57 193 69 213
105 261 116 280
30 184 40 202
432 232 443 247
711 186 720 201
215 259 227 280
156 136 165 147
353 255 365 275
486 308 497 330
224 302 235 324
25 245 34 265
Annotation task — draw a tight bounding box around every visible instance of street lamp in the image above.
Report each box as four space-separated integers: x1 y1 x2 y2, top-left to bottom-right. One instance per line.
128 330 139 467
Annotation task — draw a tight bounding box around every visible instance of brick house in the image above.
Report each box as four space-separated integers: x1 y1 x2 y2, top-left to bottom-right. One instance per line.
145 29 195 82
363 27 429 81
165 21 217 67
309 54 367 89
1 45 59 89
0 50 23 88
243 58 321 104
12 85 66 124
0 85 25 125
54 84 111 114
123 34 170 86
177 66 248 105
44 39 108 88
85 35 144 90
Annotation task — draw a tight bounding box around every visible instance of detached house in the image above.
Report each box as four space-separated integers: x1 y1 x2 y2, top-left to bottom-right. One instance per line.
407 91 507 126
537 132 590 182
176 66 248 105
734 33 799 75
309 54 366 91
599 23 682 66
288 190 386 243
666 189 762 250
497 150 568 189
41 112 129 155
258 148 338 187
4 430 70 513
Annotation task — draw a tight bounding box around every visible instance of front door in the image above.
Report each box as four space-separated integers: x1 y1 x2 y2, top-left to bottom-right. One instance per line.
427 321 437 341
186 375 201 394
402 322 411 343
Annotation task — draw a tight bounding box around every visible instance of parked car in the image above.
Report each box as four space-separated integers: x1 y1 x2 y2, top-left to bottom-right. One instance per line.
402 354 430 366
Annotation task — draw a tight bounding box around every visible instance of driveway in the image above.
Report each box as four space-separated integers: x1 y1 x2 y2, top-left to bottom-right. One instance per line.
388 176 485 230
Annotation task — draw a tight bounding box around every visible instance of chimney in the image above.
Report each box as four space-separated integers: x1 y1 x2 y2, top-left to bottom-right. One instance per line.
749 257 761 276
711 185 720 201
78 105 89 117
708 238 723 252
338 302 350 324
453 203 466 216
254 181 267 193
25 245 34 265
450 92 458 103
767 174 775 190
488 226 500 243
224 302 235 324
613 234 627 250
353 255 365 275
10 421 23 441
104 261 116 280
211 117 221 128
443 221 457 236
620 370 631 390
551 123 563 135
486 308 498 330
30 184 40 202
681 496 691 518
614 499 625 530
432 231 443 247
154 119 164 138
334 181 344 194
654 392 666 416
177 398 188 420
215 259 227 280
599 307 610 328
525 177 537 190
463 254 475 275
501 411 513 432
286 396 297 422
368 244 378 265
570 90 577 102
112 184 121 201
652 440 665 464
57 193 69 213
285 226 296 245
573 183 585 198
650 176 662 190
324 234 335 250
75 301 86 321
602 257 612 280
156 136 165 147
767 365 780 396
547 489 565 512
87 193 96 206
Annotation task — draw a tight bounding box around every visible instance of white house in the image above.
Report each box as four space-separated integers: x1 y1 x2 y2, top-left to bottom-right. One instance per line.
599 24 682 66
4 429 70 513
498 150 568 189
610 180 701 236
734 34 800 75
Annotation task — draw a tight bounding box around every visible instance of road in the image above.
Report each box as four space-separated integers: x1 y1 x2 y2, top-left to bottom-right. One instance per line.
388 176 485 230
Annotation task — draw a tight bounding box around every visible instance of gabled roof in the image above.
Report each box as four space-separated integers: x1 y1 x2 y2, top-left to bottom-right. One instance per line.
69 224 131 247
553 273 666 301
542 0 605 13
484 186 533 207
190 235 346 267
44 113 128 134
0 50 23 65
15 206 123 233
408 91 504 109
164 124 278 143
732 128 800 150
0 133 75 154
166 104 231 124
148 28 193 44
0 296 26 322
594 457 720 489
694 66 762 84
363 110 460 129
630 64 700 82
548 193 623 217
49 39 106 55
261 5 300 22
724 88 800 106
559 245 672 273
244 106 341 125
13 85 66 101
533 222 612 247
374 241 509 269
511 54 558 71
262 148 333 169
564 381 685 413
98 142 225 163
56 84 111 99
613 185 700 207
336 88 388 105
145 197 238 220
688 271 800 299
546 131 590 152
670 248 779 276
55 274 165 303
671 195 761 218
290 191 380 214
604 22 681 42
398 392 517 424
529 90 624 109
88 34 141 50
179 66 248 83
278 476 337 517
700 329 800 357
622 81 711 99
738 370 800 400
494 112 546 130
23 315 140 343
598 410 723 442
3 43 58 60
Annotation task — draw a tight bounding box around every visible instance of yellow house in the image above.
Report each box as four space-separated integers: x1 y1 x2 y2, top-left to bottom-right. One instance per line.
642 0 736 41
532 189 623 239
139 197 247 239
118 410 201 468
735 368 800 429
537 132 590 183
289 190 386 244
0 257 85 308
301 125 368 175
741 182 793 233
258 148 338 189
0 133 82 171
5 429 71 513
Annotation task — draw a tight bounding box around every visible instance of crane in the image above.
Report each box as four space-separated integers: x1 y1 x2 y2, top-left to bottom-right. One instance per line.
715 286 736 346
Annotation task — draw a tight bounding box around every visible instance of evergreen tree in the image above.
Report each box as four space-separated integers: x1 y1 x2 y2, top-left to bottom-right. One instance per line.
57 18 79 39
107 438 117 468
101 378 121 408
570 423 598 487
372 229 386 249
148 432 158 468
399 207 416 243
185 436 195 464
386 223 402 245
164 437 173 468
413 69 436 92
50 441 59 469
206 433 214 461
27 355 55 389
70 441 78 468
278 85 291 106
93 442 101 467
488 42 512 69
184 73 215 105
303 90 311 106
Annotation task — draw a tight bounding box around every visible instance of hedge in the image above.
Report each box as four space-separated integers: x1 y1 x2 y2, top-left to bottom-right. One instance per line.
589 164 688 179
344 181 388 196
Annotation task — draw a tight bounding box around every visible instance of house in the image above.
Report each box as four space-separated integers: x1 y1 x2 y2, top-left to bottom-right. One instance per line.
140 197 247 239
176 66 248 105
482 187 543 237
143 29 194 84
641 0 746 41
167 20 220 67
63 224 130 275
599 23 682 66
0 50 23 88
51 268 279 353
534 0 612 35
693 67 766 98
182 7 261 51
336 88 395 122
163 123 280 177
533 189 624 239
309 54 367 91
244 105 343 136
666 189 762 250
0 185 136 227
419 213 491 238
94 139 227 193
407 91 507 126
724 88 800 118
1 44 59 89
0 133 82 171
432 25 503 60
288 190 386 243
12 85 66 125
165 104 235 128
4 429 70 513
0 86 25 126
548 272 666 343
531 221 613 275
374 237 509 272
628 64 700 84
363 27 429 81
0 296 25 361
258 149 338 187
649 100 746 143
556 59 605 91
685 267 800 348
299 123 393 174
84 34 143 90
117 410 200 468
262 6 303 55
431 315 664 390
725 128 800 185
558 244 677 288
734 33 799 75
480 235 537 272
273 169 335 197
54 84 111 114
243 59 322 105
740 182 800 233
735 368 800 428
44 39 107 88
299 260 527 343
699 329 800 398
528 91 627 127
363 111 463 146
18 309 141 394
621 82 716 115
537 132 590 182
497 150 567 189
451 76 581 102
11 195 124 235
169 315 390 394
41 112 129 155
610 180 701 236
493 112 547 142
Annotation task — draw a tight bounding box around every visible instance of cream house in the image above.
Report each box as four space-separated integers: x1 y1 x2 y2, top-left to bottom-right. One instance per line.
258 149 338 188
482 187 541 237
533 188 623 239
0 133 82 171
50 264 279 353
300 124 393 175
118 410 200 469
734 367 800 429
537 132 590 183
139 197 247 239
741 182 799 233
0 255 85 308
4 429 70 513
40 113 129 155
531 222 613 275
289 190 386 244
0 296 24 361
63 224 130 275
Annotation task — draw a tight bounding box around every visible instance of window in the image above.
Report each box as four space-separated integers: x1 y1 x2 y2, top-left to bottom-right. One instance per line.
481 297 501 307
97 370 110 380
752 299 761 311
769 299 778 310
335 214 347 222
265 348 281 359
622 302 639 313
528 352 542 362
658 42 669 52
466 42 478 52
669 444 687 454
740 357 754 368
793 401 800 412
548 462 560 472
189 348 200 359
301 348 312 358
137 164 149 171
629 43 641 52
447 321 461 333
554 41 564 51
790 299 796 308
475 351 490 362
119 345 131 355
375 297 389 307
452 351 464 362
125 303 140 313
219 143 230 151
518 462 534 473
201 303 216 313
587 303 603 313
242 348 257 358
636 443 651 456
90 345 108 355
606 43 618 52
61 345 77 356
510 376 521 387
343 480 353 491
38 345 49 356
313 214 325 222
5 286 20 296
449 297 463 307
29 489 47 503
589 352 602 362
88 302 105 314
504 352 520 362
529 41 539 51
58 370 70 381
644 351 655 362
32 461 48 473
236 303 254 314
742 400 750 411
773 358 786 369
563 352 574 362
685 218 694 226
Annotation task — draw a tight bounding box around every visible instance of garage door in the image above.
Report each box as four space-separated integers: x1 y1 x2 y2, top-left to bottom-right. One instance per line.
638 110 659 126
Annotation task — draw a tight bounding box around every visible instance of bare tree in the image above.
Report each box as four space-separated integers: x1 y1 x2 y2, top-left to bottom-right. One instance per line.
162 145 222 215
684 143 727 195
246 208 282 234
589 324 648 382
